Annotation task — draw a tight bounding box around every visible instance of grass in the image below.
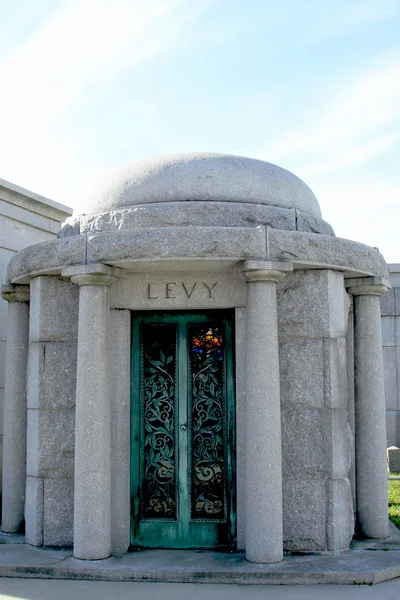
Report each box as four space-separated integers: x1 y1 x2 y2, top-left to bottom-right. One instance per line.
388 477 400 529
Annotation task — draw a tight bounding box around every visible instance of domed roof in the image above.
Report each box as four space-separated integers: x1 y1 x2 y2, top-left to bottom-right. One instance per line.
80 152 321 218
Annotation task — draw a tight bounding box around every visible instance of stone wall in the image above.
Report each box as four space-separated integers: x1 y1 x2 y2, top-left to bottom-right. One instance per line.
381 264 400 447
278 269 354 552
25 276 78 546
0 179 71 510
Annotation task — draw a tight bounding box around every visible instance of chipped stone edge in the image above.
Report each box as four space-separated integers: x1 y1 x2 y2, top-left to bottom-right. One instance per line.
6 226 388 284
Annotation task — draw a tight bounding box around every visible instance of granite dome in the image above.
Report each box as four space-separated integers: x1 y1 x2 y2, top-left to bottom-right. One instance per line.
80 153 322 219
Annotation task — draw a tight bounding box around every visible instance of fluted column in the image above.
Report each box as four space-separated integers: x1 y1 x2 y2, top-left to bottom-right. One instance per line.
240 260 292 563
1 284 30 533
62 264 116 560
347 276 390 539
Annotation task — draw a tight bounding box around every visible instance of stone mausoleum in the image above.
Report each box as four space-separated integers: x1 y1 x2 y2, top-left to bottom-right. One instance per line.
1 153 390 563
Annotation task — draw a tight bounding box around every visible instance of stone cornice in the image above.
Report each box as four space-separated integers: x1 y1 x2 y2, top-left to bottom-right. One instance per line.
1 284 30 302
238 260 293 283
62 264 117 287
346 276 391 297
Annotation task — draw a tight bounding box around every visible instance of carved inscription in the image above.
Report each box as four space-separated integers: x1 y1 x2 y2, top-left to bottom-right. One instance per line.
147 281 218 300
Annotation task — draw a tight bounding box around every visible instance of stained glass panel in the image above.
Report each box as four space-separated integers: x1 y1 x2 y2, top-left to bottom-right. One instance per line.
188 324 226 521
140 324 177 520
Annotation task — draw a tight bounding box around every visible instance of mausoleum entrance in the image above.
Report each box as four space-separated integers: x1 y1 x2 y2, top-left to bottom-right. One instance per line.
130 310 236 549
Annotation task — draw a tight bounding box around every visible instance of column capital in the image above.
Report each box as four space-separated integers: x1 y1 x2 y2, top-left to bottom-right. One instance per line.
62 264 118 287
346 276 391 297
238 260 293 283
1 284 30 303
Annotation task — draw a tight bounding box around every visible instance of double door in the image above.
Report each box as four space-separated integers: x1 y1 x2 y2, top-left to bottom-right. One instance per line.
131 311 235 549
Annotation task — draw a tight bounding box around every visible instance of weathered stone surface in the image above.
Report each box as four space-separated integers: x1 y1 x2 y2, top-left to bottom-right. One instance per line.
74 281 111 560
27 342 77 410
244 272 283 563
388 448 400 473
29 277 78 343
327 478 354 551
383 347 398 410
283 478 327 552
234 306 246 551
331 409 351 479
7 236 85 284
81 153 322 218
381 316 396 346
110 271 246 310
25 476 44 546
386 412 400 447
295 209 334 236
354 292 389 538
282 409 330 476
267 229 389 277
395 289 400 315
110 309 131 552
1 301 29 533
323 337 348 409
86 226 267 265
381 288 396 316
279 339 324 408
26 408 75 478
59 203 297 236
277 270 348 339
43 478 73 547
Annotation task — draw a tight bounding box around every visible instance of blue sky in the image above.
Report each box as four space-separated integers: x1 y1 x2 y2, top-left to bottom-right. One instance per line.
1 0 400 260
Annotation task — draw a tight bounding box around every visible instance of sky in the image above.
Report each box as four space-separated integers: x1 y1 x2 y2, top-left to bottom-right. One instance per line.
0 0 399 261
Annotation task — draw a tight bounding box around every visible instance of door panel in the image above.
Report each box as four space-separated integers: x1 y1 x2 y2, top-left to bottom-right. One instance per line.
131 311 235 550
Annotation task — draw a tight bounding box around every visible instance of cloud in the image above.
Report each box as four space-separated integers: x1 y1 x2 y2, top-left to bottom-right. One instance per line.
0 0 203 197
314 0 400 36
256 50 400 176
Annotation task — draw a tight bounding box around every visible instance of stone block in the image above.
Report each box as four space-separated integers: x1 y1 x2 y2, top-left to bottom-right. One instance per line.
61 203 297 235
281 408 330 475
0 340 6 388
82 153 321 217
295 210 335 236
27 408 75 477
110 272 247 311
29 276 79 343
110 309 131 551
86 226 267 265
323 337 348 409
326 478 354 551
278 270 348 339
279 338 324 408
27 342 77 409
331 409 351 479
0 216 54 252
267 229 389 277
0 293 8 340
43 477 74 547
390 273 400 287
383 347 398 411
381 316 396 346
388 447 400 473
7 236 86 284
381 289 396 316
25 476 44 546
283 478 327 552
0 386 4 435
386 412 400 448
395 289 400 316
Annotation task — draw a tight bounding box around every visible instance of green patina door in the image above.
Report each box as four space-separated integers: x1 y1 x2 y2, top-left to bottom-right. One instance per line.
131 311 236 550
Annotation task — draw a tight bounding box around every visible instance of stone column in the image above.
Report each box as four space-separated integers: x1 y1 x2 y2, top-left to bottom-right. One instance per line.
347 277 390 539
240 260 292 563
1 284 30 533
62 265 116 560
